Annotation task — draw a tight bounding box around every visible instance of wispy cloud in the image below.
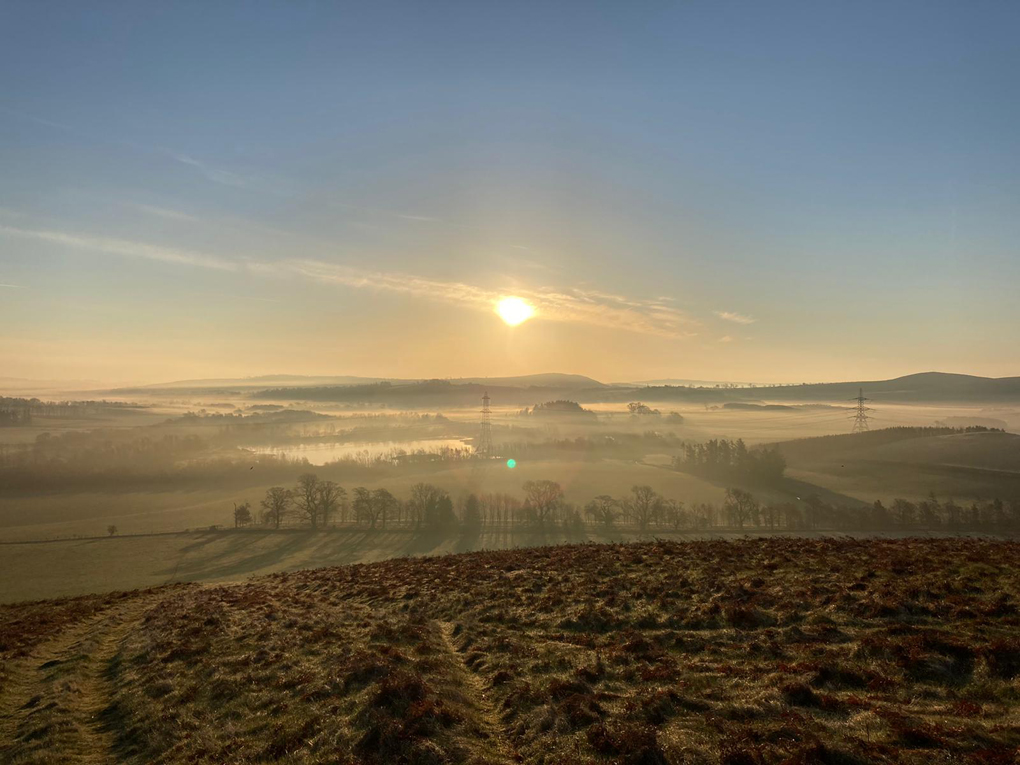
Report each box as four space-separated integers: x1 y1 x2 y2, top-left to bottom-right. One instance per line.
715 310 757 325
124 203 199 223
0 106 77 134
0 225 237 271
719 335 734 343
331 201 446 225
164 151 253 190
0 282 29 289
0 223 696 337
0 107 267 194
278 259 696 338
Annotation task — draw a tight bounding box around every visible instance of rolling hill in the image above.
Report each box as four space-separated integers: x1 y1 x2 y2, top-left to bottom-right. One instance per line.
775 427 1020 502
86 370 1020 407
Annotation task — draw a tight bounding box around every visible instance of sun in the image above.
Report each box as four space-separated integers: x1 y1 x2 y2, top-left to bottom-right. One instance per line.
495 296 535 326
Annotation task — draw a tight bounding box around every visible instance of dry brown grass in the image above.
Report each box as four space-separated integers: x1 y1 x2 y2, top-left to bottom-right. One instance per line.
2 538 1019 763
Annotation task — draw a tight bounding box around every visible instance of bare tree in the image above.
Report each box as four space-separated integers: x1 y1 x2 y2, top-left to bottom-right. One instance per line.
317 481 344 527
585 495 618 528
352 487 373 526
723 488 759 529
370 488 398 529
260 487 292 529
522 480 564 525
107 524 117 537
408 482 446 530
626 485 661 531
295 473 320 528
661 498 686 530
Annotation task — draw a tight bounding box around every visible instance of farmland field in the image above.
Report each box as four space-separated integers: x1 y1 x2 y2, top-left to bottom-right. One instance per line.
2 538 1019 763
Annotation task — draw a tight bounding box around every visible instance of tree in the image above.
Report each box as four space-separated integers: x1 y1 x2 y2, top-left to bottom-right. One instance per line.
723 488 759 529
408 483 448 530
661 499 687 530
433 494 456 529
891 498 916 528
260 487 292 529
802 494 826 530
352 487 373 526
316 481 345 527
627 402 660 416
233 501 252 528
107 524 117 537
871 500 890 529
585 495 618 529
627 485 661 531
462 493 482 531
522 480 564 525
295 473 320 528
370 488 398 529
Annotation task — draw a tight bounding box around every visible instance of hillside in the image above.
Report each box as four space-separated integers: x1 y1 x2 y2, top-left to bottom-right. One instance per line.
2 539 1018 763
775 428 1020 503
106 373 607 397
625 372 1020 405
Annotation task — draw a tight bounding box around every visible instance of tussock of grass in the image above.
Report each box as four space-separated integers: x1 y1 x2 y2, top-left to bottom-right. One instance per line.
2 538 1020 763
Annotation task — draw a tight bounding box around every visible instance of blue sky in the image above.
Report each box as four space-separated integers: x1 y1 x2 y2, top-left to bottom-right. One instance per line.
1 1 1018 384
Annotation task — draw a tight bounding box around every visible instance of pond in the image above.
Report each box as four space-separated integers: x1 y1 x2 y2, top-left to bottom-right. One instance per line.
248 438 473 465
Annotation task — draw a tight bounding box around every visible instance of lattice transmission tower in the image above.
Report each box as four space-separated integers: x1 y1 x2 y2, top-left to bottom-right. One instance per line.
850 388 872 433
477 392 493 457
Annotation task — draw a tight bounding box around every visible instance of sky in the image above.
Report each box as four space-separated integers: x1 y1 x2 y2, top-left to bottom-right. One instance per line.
1 1 1018 386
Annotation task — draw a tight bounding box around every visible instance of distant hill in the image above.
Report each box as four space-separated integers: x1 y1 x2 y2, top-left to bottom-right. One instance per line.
112 374 410 392
447 373 606 389
606 372 1020 404
773 427 1020 502
758 372 1020 403
109 372 606 396
102 370 1020 405
252 379 607 407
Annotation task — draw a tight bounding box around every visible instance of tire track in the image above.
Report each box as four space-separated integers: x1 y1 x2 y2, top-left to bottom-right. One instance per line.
437 620 518 764
0 594 164 764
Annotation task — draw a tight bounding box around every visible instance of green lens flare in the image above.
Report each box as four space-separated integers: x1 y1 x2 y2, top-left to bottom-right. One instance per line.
506 458 516 469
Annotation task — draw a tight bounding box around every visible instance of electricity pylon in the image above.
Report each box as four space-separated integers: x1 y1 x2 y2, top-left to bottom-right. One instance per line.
850 388 871 433
477 392 493 456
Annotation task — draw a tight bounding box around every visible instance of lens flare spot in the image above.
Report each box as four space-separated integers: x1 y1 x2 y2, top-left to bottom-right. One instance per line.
506 458 517 469
495 297 535 326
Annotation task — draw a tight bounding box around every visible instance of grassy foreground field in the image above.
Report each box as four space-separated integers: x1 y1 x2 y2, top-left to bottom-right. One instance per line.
2 538 1019 764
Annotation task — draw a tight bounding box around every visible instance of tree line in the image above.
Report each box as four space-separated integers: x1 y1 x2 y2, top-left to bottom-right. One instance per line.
235 474 1020 535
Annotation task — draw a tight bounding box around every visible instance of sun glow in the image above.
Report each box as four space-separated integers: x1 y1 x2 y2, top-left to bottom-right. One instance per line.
495 296 535 326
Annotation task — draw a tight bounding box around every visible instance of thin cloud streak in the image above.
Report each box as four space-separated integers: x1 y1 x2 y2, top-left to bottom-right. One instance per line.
0 282 29 289
715 310 757 325
0 223 695 337
164 151 253 190
0 107 265 195
125 203 200 223
0 225 237 271
280 259 696 338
